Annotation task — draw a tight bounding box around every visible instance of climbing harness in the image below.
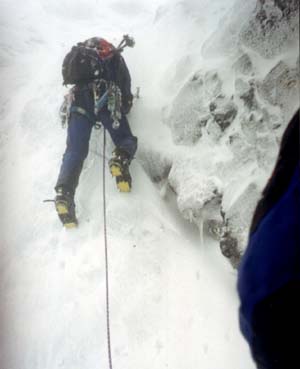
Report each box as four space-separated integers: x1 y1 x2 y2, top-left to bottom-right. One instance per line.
102 129 113 369
93 80 123 130
59 79 122 131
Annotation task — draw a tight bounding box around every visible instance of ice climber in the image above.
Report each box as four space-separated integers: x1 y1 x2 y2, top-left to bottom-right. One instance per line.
237 109 300 369
54 36 137 228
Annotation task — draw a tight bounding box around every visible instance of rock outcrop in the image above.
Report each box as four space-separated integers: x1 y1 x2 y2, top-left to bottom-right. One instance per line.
143 0 299 268
241 0 299 58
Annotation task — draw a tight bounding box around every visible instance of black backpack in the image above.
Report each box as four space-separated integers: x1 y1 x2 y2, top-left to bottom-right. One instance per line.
62 45 103 85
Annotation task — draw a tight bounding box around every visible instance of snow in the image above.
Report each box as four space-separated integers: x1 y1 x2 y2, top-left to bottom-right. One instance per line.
159 0 298 264
0 0 271 368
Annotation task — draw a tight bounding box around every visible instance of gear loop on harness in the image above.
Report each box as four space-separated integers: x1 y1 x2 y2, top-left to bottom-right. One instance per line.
93 79 123 129
107 83 122 129
60 78 123 131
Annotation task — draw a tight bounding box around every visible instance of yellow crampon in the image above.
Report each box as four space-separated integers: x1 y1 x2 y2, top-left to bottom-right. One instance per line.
110 164 122 177
117 180 131 192
110 163 131 192
55 202 78 228
64 222 78 229
56 202 68 215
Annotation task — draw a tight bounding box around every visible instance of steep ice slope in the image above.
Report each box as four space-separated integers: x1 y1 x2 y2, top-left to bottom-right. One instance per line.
0 1 255 368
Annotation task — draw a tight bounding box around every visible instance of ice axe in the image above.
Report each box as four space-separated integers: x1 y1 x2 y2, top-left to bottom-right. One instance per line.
116 35 135 52
116 35 140 99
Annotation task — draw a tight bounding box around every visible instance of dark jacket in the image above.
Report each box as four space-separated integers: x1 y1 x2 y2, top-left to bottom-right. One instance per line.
64 37 133 116
82 37 133 112
103 53 133 111
238 110 300 368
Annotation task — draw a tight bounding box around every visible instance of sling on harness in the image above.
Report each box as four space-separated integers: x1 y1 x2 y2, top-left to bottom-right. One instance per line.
93 80 123 129
59 81 122 129
107 84 122 129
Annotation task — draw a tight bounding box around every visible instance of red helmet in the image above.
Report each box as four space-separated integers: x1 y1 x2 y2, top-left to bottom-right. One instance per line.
98 38 115 59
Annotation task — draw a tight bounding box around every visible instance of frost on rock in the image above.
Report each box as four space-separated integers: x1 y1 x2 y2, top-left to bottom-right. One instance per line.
219 232 240 268
222 181 261 255
163 60 290 266
148 0 298 268
240 0 299 58
209 96 238 132
232 53 254 76
257 60 300 120
228 133 256 168
235 78 258 110
168 157 223 226
166 71 222 145
138 147 172 183
239 110 280 170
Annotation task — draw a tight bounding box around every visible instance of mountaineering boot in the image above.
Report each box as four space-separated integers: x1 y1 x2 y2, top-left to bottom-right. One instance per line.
109 148 132 192
55 187 78 228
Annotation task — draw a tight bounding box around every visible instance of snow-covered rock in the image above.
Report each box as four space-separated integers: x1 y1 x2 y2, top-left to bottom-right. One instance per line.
235 78 258 110
161 0 299 267
209 96 238 132
233 53 254 76
258 60 300 119
165 70 223 145
241 0 299 58
168 157 222 224
138 146 172 183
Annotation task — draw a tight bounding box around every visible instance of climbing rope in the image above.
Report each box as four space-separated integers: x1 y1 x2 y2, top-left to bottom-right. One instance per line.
102 129 113 369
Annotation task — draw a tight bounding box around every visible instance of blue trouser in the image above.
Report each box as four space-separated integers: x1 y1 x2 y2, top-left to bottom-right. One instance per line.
55 87 137 195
